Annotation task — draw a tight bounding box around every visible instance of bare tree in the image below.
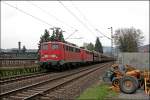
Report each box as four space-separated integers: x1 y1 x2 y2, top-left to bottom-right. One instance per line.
114 27 144 52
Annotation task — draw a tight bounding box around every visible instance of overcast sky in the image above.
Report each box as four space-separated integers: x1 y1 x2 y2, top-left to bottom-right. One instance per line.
1 1 149 49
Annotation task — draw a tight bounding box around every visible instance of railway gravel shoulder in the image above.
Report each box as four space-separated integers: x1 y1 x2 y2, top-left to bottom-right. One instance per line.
38 62 112 100
104 88 149 100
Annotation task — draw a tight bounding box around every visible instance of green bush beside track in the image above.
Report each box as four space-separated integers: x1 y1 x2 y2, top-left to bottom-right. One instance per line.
0 66 45 78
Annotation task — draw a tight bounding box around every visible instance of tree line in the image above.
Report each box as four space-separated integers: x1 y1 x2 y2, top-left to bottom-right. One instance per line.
38 27 103 53
38 27 145 53
83 37 103 53
84 27 144 53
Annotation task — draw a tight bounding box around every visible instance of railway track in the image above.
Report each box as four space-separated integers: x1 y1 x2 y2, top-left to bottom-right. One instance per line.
0 72 48 85
0 62 112 100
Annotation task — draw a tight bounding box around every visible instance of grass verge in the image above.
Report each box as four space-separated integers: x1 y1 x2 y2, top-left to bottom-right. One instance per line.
77 82 117 100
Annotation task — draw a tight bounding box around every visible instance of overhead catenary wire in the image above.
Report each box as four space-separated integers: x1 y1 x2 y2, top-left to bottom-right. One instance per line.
70 1 98 37
58 0 97 38
68 37 83 39
65 29 78 40
27 1 81 40
4 1 111 41
3 2 54 27
96 29 112 40
3 1 80 41
27 1 78 31
70 1 111 40
70 1 96 30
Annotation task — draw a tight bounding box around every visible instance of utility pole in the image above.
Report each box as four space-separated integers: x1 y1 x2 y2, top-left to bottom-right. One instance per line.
108 27 113 56
0 30 1 52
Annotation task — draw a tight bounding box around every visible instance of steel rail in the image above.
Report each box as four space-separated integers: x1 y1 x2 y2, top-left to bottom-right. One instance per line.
0 62 112 100
0 72 48 85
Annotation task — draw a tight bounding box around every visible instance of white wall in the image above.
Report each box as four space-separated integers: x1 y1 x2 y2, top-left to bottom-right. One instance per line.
116 53 149 70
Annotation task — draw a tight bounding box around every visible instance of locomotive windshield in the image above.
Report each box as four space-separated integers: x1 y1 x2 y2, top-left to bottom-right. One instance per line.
52 44 59 50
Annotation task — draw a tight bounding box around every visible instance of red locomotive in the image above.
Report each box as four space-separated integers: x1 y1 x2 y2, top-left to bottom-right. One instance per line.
39 41 113 70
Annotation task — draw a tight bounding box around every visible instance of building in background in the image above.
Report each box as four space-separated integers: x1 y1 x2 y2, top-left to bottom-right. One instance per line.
138 44 149 53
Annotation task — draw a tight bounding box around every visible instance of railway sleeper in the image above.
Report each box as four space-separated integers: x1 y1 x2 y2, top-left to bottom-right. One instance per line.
21 91 34 95
32 88 46 91
27 90 41 94
40 96 51 100
54 90 63 93
56 88 65 92
1 98 9 100
10 95 25 99
42 96 56 100
15 93 29 97
16 91 38 98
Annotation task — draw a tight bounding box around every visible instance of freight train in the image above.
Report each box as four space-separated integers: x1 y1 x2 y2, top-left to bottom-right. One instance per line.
39 41 114 70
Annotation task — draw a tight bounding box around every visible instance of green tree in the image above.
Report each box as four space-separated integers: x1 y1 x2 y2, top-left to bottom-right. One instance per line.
84 42 95 51
94 37 103 53
50 29 56 41
38 29 51 49
58 30 65 42
55 28 60 41
37 29 51 60
50 27 65 42
114 27 144 52
42 29 51 42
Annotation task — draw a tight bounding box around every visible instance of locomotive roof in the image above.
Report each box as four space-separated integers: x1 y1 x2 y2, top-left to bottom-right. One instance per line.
42 41 93 53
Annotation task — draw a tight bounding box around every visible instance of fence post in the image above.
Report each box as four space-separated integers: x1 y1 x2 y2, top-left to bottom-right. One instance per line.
0 59 2 67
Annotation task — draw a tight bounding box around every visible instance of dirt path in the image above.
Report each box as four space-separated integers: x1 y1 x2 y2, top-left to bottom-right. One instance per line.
116 88 149 100
106 88 149 100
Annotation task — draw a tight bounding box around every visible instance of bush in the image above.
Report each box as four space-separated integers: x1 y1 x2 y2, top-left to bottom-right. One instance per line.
0 66 44 78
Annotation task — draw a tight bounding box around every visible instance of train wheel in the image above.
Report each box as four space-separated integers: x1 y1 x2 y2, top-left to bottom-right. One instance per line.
57 65 63 72
63 64 67 71
77 63 79 67
71 63 76 69
67 63 71 70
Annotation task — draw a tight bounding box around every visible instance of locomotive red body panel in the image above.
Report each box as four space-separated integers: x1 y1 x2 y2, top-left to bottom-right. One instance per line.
40 42 63 62
81 49 93 62
63 43 82 63
40 41 84 68
39 41 114 70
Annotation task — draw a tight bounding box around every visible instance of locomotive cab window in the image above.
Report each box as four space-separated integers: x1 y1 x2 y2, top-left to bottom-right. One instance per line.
52 44 59 50
41 44 48 50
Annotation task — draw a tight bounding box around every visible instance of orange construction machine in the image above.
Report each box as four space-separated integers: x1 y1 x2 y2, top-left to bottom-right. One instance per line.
103 64 147 94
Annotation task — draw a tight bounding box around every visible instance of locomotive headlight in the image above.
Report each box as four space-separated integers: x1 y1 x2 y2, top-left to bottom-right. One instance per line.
44 55 48 58
50 54 58 58
41 55 48 58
